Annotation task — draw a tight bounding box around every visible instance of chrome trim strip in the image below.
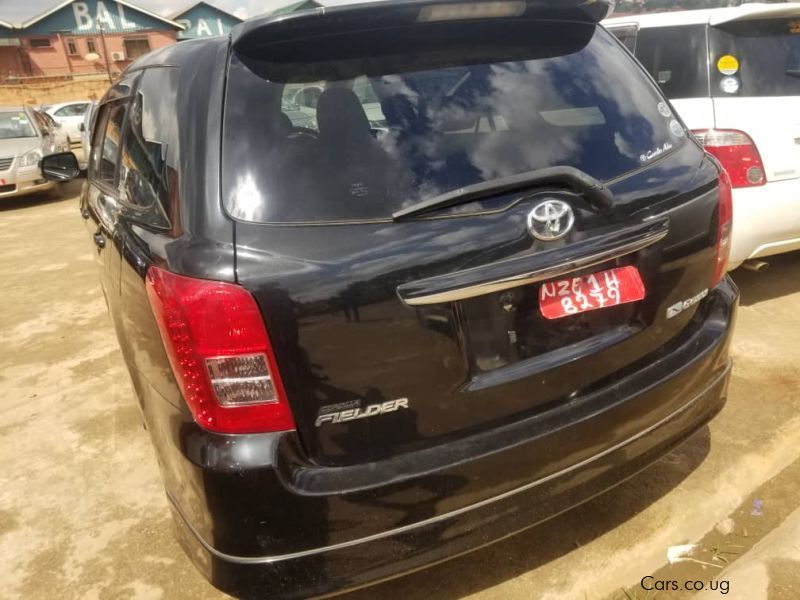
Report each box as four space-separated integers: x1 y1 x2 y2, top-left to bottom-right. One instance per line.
401 224 668 306
168 361 730 565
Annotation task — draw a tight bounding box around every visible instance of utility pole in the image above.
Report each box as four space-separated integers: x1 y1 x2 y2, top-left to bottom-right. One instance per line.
98 22 112 83
56 33 74 77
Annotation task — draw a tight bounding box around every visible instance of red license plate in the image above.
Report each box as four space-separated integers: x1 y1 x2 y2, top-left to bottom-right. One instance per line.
539 266 645 320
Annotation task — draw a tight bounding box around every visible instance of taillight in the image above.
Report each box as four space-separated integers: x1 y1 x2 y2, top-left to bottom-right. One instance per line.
711 164 733 287
145 266 295 434
692 129 766 188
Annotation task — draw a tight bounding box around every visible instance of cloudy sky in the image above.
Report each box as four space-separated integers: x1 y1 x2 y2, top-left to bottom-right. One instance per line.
0 0 301 23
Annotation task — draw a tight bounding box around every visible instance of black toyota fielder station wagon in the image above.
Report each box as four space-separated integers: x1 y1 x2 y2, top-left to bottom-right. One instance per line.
40 0 738 597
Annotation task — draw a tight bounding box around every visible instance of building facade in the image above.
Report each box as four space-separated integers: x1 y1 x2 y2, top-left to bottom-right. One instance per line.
0 0 328 82
0 21 23 79
172 2 242 40
0 0 183 81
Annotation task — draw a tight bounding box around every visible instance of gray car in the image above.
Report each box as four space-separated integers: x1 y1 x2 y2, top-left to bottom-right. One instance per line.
0 106 68 200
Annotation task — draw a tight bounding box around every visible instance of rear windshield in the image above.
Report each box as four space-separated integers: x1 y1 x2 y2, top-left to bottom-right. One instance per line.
711 19 800 97
223 21 686 223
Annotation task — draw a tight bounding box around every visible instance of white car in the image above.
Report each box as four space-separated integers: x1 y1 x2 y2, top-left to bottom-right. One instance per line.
35 110 70 152
79 101 97 169
606 3 800 269
44 101 92 146
0 106 68 200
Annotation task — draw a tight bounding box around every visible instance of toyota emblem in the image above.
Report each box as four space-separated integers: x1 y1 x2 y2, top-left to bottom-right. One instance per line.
527 200 575 241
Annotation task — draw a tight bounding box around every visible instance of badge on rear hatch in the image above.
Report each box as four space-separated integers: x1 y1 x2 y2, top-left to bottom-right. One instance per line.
527 199 575 241
315 398 409 427
666 289 709 319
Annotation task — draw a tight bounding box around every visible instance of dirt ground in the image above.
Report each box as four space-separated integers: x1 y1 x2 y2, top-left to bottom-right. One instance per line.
2 185 800 600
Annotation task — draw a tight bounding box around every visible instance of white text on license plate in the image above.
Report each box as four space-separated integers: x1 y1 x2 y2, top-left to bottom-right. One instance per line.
538 266 646 320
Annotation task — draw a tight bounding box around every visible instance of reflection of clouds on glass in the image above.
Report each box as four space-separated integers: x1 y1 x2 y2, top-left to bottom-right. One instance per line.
467 62 581 180
232 173 264 222
579 35 659 147
225 28 680 223
376 129 403 161
416 179 445 202
138 70 180 168
526 38 659 167
138 93 151 137
375 41 667 208
614 132 639 160
376 75 420 104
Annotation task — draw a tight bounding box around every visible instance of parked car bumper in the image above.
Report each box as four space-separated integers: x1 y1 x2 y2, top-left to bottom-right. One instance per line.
141 277 738 599
728 177 800 269
0 164 54 199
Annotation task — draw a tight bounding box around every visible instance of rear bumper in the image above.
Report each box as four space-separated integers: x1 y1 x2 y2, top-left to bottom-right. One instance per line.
728 177 800 268
148 278 738 599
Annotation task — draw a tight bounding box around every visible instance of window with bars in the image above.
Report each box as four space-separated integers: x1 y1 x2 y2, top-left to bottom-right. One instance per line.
67 38 78 55
123 39 151 60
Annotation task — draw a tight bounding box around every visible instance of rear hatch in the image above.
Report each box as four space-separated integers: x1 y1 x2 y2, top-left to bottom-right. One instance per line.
224 4 721 466
710 14 800 182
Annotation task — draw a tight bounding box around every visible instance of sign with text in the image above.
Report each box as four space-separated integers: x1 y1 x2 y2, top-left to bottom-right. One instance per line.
22 0 180 35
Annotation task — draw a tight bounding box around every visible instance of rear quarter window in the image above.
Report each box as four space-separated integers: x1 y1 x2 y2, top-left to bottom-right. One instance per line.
89 102 127 187
632 25 710 99
223 21 688 224
118 67 178 230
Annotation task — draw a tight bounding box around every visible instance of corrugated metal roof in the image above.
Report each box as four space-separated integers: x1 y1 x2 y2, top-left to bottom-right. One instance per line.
171 1 242 21
21 0 184 30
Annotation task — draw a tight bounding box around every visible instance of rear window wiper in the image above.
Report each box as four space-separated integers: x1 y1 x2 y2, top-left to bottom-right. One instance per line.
392 166 614 220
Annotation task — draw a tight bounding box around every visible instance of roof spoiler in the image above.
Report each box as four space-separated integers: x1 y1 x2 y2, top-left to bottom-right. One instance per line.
232 0 615 55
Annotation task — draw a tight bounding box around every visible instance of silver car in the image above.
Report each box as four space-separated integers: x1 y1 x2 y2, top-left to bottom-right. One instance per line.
0 106 69 200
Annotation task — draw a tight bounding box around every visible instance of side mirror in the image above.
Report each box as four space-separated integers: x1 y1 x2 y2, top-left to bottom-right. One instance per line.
40 152 84 181
79 123 85 132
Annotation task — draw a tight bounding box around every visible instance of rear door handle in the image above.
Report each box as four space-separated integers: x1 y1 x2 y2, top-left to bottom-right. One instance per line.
93 232 106 249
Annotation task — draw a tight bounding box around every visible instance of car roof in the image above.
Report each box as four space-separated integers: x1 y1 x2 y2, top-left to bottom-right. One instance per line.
604 2 800 29
0 106 28 112
125 35 226 71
